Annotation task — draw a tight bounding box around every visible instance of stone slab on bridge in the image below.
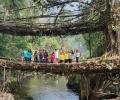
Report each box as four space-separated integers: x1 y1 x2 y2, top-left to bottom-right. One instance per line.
0 57 120 74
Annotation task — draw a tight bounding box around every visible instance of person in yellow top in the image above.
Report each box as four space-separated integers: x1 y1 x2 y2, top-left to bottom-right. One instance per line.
59 51 64 63
64 50 69 63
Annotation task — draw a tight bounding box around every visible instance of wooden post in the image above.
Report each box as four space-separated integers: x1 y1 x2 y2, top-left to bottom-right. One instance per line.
3 64 6 87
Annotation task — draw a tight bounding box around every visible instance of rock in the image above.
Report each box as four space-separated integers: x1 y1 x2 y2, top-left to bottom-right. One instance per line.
25 97 33 100
0 93 15 100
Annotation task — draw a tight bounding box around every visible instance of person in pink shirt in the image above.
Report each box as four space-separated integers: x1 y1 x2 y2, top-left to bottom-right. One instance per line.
50 52 55 63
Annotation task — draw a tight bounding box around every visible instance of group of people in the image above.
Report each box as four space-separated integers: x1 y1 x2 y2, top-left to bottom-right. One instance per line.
22 48 81 63
34 49 48 63
51 49 81 63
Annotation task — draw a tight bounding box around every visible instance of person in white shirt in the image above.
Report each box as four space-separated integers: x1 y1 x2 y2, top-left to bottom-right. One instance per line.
75 49 81 63
55 49 59 62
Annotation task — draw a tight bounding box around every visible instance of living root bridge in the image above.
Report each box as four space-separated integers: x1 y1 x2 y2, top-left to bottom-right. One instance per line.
0 22 104 36
0 58 120 74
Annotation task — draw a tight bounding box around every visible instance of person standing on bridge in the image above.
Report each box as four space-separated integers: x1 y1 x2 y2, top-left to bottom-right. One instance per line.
55 49 59 63
64 50 69 63
44 50 48 63
42 49 46 63
22 49 28 63
59 50 64 63
34 51 38 63
68 50 74 63
38 50 42 63
75 49 81 63
27 49 32 62
50 52 55 63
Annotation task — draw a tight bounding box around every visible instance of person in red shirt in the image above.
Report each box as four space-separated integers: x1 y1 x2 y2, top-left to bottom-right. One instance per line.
50 52 55 63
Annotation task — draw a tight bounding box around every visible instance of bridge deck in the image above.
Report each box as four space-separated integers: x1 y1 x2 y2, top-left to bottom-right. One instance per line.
0 57 120 74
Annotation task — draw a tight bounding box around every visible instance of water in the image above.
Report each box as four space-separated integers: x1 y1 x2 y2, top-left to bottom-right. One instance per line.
20 74 79 100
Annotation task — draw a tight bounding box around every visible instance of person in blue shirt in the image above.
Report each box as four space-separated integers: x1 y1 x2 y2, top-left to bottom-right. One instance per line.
23 49 29 63
27 49 32 62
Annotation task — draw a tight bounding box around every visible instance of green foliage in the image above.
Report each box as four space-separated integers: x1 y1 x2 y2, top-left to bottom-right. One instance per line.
83 32 105 57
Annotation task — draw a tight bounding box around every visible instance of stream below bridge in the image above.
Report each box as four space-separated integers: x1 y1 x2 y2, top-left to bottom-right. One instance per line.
13 74 79 100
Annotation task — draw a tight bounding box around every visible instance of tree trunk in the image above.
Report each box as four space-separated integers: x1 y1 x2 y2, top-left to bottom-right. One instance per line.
104 0 120 55
104 25 118 55
80 75 90 100
117 31 120 55
104 0 118 55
